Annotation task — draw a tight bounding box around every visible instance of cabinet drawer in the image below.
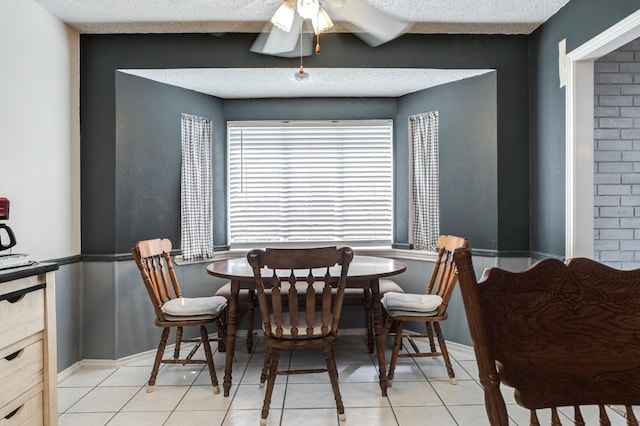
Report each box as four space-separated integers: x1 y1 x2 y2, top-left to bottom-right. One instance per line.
0 339 43 409
0 385 43 426
0 286 45 350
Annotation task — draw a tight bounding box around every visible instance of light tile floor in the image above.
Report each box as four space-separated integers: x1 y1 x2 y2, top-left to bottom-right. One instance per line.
58 334 630 425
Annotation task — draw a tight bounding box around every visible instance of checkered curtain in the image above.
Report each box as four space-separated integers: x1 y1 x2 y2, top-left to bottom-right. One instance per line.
410 111 439 251
180 113 214 261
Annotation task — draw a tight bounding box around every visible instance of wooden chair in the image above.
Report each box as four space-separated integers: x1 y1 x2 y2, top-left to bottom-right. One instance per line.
454 246 640 426
247 246 354 425
216 274 377 356
381 234 468 385
131 238 228 394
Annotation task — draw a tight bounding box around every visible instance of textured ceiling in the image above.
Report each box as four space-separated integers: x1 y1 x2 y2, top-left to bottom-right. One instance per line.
35 0 568 97
34 0 571 35
121 68 493 98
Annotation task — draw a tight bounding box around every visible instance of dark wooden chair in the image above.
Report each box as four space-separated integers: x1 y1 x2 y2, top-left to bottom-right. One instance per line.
247 246 354 425
381 234 468 385
216 267 382 355
454 245 640 425
131 238 228 394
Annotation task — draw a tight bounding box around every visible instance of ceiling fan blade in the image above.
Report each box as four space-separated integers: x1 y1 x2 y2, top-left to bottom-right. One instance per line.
250 15 313 57
326 0 411 46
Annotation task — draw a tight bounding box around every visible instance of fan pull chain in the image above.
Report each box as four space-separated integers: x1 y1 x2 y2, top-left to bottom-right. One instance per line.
315 8 321 54
299 19 305 74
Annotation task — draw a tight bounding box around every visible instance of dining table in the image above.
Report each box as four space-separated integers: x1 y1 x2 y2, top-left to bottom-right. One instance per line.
207 254 407 397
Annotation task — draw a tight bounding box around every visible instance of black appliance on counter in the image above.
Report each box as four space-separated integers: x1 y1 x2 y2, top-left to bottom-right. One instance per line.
0 198 33 269
0 198 16 251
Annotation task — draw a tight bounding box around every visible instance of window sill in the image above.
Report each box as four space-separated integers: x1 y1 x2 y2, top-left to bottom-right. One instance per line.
174 247 439 265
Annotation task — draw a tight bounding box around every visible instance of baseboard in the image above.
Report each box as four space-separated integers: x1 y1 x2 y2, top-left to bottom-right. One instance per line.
57 330 234 383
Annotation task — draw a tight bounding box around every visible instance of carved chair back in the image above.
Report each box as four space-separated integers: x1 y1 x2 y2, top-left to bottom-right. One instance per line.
428 234 468 315
454 246 640 425
247 246 354 342
131 238 182 323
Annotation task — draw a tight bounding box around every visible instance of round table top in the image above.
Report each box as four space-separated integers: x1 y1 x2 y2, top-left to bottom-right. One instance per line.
207 254 406 281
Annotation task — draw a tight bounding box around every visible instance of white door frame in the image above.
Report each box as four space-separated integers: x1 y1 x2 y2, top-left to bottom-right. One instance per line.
565 10 640 259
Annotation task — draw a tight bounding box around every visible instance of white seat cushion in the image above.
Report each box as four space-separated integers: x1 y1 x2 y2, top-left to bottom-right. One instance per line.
381 292 443 317
161 296 227 321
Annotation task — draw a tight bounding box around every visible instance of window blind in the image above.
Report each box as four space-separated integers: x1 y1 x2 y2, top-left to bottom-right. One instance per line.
228 120 393 248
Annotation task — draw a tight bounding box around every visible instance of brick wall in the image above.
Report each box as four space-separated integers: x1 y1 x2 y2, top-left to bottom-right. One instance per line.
594 38 640 268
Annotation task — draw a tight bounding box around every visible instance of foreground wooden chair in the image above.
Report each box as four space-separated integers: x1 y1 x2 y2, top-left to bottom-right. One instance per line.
381 235 468 385
131 238 228 394
247 246 354 425
454 245 640 425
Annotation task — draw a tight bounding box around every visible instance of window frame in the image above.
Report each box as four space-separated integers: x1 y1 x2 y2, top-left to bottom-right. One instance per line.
226 119 395 249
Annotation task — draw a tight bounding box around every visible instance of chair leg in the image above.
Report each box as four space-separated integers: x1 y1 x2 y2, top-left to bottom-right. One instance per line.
200 325 220 394
246 289 255 353
387 319 404 384
174 326 183 360
216 315 227 345
218 310 228 353
425 322 437 353
261 347 281 426
324 343 346 422
433 322 456 385
148 327 170 393
260 346 273 388
362 289 374 353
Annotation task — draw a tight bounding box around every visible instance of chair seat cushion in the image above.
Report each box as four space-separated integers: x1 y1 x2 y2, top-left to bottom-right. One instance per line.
381 292 442 317
161 296 227 321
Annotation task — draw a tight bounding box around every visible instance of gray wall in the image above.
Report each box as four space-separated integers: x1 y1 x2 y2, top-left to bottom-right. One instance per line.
80 33 531 255
396 72 498 251
54 262 82 371
115 73 225 252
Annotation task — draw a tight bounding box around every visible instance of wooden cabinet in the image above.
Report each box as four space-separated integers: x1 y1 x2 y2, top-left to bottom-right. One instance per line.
0 263 58 426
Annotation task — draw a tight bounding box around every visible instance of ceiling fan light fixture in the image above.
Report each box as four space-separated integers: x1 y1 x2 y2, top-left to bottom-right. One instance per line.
296 0 320 20
311 7 333 34
271 1 296 32
294 68 309 81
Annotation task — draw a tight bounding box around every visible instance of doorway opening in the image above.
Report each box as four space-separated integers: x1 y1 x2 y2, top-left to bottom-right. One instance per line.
566 10 640 259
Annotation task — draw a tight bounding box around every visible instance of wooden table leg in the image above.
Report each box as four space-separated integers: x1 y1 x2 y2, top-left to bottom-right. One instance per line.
223 279 239 397
371 278 389 396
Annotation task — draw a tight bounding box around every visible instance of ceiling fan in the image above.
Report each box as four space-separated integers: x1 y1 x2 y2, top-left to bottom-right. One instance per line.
250 0 412 58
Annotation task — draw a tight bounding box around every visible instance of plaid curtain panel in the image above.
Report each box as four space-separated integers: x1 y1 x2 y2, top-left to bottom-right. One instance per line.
180 114 214 261
410 111 439 251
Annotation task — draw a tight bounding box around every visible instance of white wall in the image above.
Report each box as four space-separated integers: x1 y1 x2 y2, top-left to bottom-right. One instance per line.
0 0 80 260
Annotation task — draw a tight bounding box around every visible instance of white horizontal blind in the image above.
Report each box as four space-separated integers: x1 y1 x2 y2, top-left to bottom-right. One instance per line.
228 120 393 248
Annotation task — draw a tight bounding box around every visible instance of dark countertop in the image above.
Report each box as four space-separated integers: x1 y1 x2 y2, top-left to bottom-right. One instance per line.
0 262 59 284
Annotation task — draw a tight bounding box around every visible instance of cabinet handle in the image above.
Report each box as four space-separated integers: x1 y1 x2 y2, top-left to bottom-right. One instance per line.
0 283 45 303
4 405 21 419
4 349 23 361
5 294 25 304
